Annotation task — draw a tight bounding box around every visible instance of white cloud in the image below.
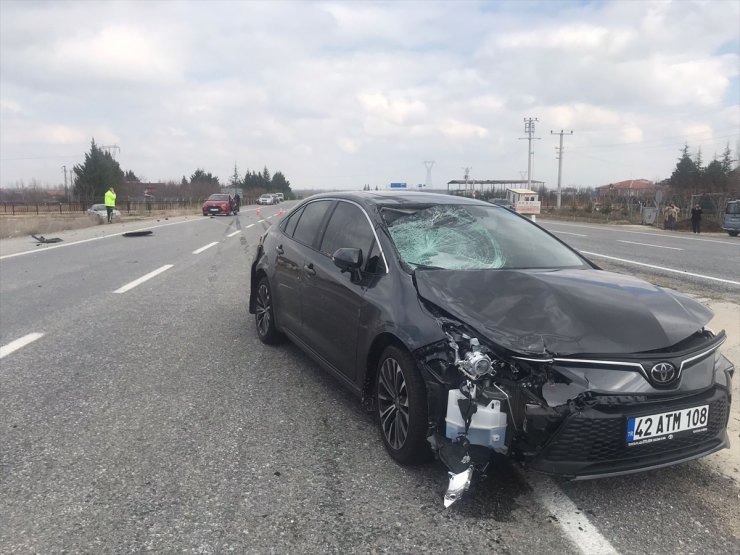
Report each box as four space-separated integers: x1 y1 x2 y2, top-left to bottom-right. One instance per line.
0 0 737 190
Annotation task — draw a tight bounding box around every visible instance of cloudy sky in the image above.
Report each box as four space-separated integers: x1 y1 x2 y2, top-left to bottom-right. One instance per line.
1 0 738 191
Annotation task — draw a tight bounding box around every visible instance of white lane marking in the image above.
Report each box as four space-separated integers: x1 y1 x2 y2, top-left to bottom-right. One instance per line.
192 241 219 254
581 251 740 285
0 332 44 360
113 264 174 294
246 224 255 229
527 473 619 555
617 240 683 251
0 218 209 260
552 231 588 237
258 219 265 223
543 221 737 246
227 230 241 238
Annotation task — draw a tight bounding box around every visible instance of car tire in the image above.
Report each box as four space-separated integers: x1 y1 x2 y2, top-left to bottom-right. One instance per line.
376 345 430 465
729 231 738 237
255 277 282 345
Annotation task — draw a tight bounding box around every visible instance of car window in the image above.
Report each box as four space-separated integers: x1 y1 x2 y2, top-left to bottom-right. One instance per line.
281 206 304 237
382 204 586 270
292 200 331 248
365 239 386 274
320 201 375 258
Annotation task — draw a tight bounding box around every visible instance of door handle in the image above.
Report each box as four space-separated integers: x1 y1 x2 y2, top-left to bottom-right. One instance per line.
275 245 284 255
303 263 316 276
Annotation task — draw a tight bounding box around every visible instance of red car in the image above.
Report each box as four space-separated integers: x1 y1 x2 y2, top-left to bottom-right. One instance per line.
202 194 238 216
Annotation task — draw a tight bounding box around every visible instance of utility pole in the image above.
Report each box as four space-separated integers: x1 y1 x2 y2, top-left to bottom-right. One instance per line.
424 161 435 188
62 165 68 203
462 166 472 193
520 118 540 190
551 129 573 209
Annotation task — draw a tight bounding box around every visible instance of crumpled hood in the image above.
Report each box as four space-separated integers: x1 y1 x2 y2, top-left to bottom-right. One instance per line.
414 268 713 356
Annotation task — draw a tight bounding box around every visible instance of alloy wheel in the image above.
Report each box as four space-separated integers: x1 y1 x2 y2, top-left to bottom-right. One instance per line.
255 283 271 338
377 357 410 450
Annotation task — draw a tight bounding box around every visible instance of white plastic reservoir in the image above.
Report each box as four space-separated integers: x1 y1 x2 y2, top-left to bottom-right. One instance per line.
445 389 507 450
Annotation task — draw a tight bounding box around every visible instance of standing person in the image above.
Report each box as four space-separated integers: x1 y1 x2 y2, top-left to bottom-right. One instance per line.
104 186 116 223
691 203 703 234
234 192 241 212
663 203 675 230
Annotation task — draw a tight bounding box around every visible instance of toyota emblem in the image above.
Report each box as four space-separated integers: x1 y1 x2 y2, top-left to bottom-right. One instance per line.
650 362 677 385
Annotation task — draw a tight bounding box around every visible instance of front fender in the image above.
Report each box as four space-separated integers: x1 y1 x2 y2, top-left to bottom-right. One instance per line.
248 244 266 314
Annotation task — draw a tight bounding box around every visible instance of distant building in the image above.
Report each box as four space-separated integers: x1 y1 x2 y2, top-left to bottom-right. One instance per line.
595 179 656 200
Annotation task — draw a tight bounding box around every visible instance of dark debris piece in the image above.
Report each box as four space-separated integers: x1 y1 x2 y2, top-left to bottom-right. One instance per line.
123 230 153 237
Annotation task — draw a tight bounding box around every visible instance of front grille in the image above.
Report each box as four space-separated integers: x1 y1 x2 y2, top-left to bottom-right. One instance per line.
540 393 729 463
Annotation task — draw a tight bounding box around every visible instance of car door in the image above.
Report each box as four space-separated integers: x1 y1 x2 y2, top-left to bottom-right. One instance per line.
273 200 333 338
300 200 377 381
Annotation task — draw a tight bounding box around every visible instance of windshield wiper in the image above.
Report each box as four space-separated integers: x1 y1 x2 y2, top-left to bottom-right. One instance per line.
410 262 444 270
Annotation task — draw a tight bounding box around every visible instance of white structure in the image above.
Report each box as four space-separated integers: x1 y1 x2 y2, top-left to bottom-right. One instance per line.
506 188 541 216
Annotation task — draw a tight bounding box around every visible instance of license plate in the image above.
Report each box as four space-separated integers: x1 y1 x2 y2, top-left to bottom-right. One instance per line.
209 208 219 212
626 405 709 446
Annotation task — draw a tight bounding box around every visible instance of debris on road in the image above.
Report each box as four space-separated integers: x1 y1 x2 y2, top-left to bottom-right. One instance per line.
31 235 62 244
122 230 153 237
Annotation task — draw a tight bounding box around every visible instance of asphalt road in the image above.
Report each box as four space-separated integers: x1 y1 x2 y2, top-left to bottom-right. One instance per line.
1 205 738 554
538 219 740 300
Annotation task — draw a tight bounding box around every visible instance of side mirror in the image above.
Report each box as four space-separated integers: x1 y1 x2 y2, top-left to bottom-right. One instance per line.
332 248 363 282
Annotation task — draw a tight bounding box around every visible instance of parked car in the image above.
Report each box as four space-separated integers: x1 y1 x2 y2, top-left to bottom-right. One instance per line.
274 193 285 202
257 194 276 205
202 194 238 216
249 192 733 506
722 200 740 237
87 203 121 222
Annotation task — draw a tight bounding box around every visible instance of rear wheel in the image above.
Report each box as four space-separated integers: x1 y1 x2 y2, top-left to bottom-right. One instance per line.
729 231 738 237
255 277 282 344
376 345 430 465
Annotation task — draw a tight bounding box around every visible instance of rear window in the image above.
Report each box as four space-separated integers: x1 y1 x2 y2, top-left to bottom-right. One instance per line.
726 202 740 214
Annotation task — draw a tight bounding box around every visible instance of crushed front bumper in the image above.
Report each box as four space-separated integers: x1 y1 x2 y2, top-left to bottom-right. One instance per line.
527 385 731 478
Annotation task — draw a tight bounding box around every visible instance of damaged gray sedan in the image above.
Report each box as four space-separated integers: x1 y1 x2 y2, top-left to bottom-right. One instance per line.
249 192 733 506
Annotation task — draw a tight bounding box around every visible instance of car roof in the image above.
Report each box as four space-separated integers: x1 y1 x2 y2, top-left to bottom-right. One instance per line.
299 190 489 211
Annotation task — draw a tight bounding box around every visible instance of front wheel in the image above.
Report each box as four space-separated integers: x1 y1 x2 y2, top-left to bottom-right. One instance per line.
729 230 739 237
254 277 282 344
376 345 430 465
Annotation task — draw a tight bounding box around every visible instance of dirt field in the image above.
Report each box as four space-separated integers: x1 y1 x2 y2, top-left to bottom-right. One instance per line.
0 208 198 239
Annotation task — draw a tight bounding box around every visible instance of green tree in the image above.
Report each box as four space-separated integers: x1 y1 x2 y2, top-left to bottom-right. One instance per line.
720 142 736 174
669 143 699 193
124 170 140 182
229 163 241 190
703 159 726 191
72 139 125 200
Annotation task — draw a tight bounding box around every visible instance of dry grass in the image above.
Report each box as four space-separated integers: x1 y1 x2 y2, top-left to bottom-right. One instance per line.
0 208 198 239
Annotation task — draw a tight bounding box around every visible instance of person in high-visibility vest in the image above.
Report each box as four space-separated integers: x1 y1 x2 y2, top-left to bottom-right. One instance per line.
104 187 116 223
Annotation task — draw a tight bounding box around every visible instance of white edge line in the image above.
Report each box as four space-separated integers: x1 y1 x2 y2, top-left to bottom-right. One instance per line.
0 332 44 359
552 231 588 237
113 264 174 294
0 218 209 261
526 472 619 555
192 241 219 254
582 251 740 285
617 240 683 251
227 230 241 237
543 221 737 246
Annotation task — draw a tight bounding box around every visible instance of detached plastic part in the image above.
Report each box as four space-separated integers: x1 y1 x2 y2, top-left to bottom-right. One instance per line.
444 467 473 508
